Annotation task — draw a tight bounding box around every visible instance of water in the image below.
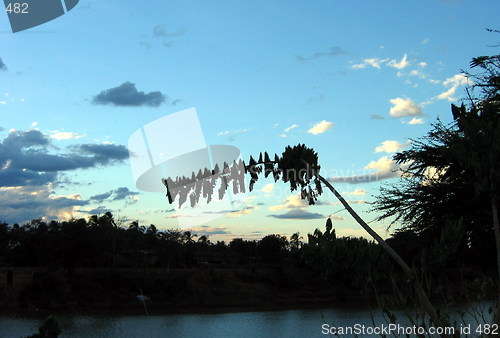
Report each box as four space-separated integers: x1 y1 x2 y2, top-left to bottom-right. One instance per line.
0 302 494 337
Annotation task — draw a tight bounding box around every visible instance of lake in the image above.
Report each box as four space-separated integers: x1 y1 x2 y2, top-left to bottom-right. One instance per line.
0 302 494 337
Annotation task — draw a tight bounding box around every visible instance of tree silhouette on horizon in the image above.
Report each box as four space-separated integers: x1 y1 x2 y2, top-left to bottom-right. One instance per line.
162 143 443 326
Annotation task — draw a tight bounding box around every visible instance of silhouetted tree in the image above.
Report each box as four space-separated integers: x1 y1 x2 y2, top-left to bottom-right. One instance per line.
258 234 289 263
302 221 393 292
162 144 443 325
182 231 197 244
197 235 210 245
373 52 500 322
229 238 257 262
289 232 303 251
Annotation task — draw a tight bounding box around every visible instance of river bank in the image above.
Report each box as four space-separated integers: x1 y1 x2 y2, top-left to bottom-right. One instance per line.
1 266 493 316
0 266 363 313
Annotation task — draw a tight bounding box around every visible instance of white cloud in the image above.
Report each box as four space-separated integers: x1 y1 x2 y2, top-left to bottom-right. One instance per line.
284 124 298 132
436 87 457 101
226 196 259 218
329 156 408 184
307 120 334 135
352 57 389 69
216 128 249 136
352 54 411 71
375 140 409 153
281 124 299 138
0 101 6 105
226 207 257 218
389 98 422 117
407 117 424 125
50 131 86 140
127 195 140 204
443 73 469 87
352 63 367 69
328 214 346 221
388 54 409 69
261 183 274 193
365 58 388 69
241 196 256 204
365 156 398 172
435 73 469 101
269 194 308 212
166 214 194 219
418 62 427 68
409 69 427 79
421 38 430 45
347 189 367 196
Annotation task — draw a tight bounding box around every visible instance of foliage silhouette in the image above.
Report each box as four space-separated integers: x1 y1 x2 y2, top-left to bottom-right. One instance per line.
162 144 444 326
0 214 493 315
373 51 500 326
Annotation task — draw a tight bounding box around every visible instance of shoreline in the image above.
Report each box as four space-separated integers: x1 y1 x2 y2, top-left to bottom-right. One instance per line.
1 297 494 319
1 267 494 320
0 296 375 317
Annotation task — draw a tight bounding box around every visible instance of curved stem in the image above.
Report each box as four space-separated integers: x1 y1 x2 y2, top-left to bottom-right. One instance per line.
319 175 444 329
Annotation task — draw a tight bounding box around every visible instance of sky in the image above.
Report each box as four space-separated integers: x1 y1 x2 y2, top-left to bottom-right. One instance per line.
1 0 499 242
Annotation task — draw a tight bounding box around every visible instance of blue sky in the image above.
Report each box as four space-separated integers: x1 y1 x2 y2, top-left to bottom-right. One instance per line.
1 0 499 241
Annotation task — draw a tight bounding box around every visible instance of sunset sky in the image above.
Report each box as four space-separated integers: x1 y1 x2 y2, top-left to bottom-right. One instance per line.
1 0 499 241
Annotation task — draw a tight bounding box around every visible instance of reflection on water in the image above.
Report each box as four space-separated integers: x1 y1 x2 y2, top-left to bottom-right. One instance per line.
0 302 494 338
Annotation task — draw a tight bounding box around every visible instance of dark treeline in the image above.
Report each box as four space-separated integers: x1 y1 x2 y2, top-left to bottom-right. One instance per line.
0 212 392 279
0 211 494 312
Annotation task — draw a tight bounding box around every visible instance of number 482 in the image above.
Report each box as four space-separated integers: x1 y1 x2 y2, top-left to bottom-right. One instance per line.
6 3 29 14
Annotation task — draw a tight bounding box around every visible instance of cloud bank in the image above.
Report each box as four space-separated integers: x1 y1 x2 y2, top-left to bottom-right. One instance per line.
0 129 130 223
